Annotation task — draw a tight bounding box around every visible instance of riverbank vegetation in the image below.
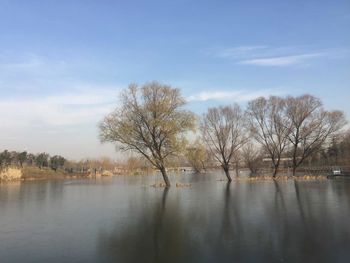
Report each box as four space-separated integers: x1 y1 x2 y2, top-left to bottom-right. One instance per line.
0 150 122 181
0 149 168 182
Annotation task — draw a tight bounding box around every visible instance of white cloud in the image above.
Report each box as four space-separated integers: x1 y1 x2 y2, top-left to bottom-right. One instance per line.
0 53 69 74
0 86 285 129
0 88 119 128
187 89 284 102
240 53 324 66
215 45 268 58
206 45 349 67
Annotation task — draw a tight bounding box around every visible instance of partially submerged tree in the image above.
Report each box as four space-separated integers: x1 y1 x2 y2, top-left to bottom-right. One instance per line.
285 95 346 175
246 96 291 177
99 82 195 187
201 104 246 181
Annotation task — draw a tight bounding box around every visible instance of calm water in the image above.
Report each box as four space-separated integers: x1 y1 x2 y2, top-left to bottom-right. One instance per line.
1 173 350 263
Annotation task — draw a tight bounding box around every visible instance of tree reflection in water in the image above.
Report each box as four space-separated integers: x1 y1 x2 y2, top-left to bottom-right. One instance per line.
97 188 197 263
97 179 350 263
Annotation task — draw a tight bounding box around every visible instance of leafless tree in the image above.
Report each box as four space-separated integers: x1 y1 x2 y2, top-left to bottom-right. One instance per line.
201 104 246 181
99 82 195 187
185 139 208 173
285 94 346 175
246 96 291 177
241 141 263 175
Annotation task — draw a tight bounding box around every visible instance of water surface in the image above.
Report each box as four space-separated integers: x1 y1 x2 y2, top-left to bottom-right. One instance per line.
1 173 350 262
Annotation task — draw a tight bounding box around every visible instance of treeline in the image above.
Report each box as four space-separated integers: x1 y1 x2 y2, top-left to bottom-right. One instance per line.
185 128 350 176
0 149 148 176
315 131 350 166
99 82 348 186
0 150 66 172
201 94 346 180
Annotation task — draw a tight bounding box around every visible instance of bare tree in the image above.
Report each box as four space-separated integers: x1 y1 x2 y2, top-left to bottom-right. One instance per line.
185 139 208 173
246 96 290 177
241 141 263 175
232 151 242 177
99 82 195 187
201 104 246 181
285 94 346 175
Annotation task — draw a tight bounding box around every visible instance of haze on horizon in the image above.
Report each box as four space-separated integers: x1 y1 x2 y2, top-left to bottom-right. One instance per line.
0 0 349 160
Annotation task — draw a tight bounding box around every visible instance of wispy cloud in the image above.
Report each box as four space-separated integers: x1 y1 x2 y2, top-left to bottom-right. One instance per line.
0 53 69 74
240 53 324 66
0 87 120 129
214 45 268 58
187 89 284 102
206 45 349 67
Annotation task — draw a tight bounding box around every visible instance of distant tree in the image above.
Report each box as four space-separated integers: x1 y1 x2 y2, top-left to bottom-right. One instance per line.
0 150 12 170
50 155 66 171
185 139 208 173
327 136 340 165
246 96 291 177
26 153 36 166
241 142 263 175
126 156 145 172
201 104 246 181
10 151 19 166
35 153 49 169
339 130 350 165
231 151 242 177
18 151 28 167
100 157 115 170
99 82 195 187
285 95 346 175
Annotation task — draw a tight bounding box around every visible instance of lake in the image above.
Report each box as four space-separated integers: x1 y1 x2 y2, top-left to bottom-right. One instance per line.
1 173 350 263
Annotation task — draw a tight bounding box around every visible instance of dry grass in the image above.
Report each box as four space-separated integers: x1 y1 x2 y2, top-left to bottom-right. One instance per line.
0 168 22 181
234 175 327 181
22 166 64 179
151 182 168 188
101 170 113 176
175 183 191 188
22 166 89 180
150 182 191 188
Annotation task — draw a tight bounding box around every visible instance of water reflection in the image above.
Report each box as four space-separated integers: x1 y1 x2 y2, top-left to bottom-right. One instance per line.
98 187 192 262
97 178 350 262
1 176 350 262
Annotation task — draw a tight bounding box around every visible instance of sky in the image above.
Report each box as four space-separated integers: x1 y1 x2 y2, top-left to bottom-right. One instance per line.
0 0 349 160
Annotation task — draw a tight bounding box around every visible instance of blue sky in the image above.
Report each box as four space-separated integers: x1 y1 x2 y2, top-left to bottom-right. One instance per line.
0 0 349 159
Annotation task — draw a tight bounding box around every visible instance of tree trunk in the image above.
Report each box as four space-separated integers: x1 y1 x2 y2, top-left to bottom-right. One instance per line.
235 162 239 177
292 144 298 176
223 165 232 182
160 166 171 187
272 163 279 178
272 157 281 178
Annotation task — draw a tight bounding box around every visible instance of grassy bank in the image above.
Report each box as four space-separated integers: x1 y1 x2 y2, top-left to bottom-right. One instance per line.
22 166 90 180
0 167 22 181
